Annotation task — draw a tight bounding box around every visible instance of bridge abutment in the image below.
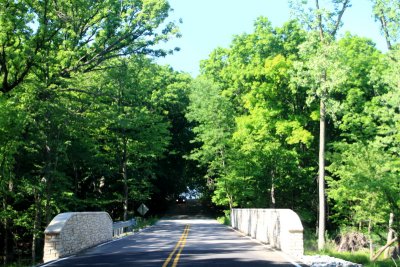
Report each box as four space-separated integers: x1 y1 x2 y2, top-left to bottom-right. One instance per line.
43 212 112 263
231 209 304 257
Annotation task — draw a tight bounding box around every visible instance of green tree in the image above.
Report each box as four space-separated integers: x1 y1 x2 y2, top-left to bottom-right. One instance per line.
231 54 314 209
370 0 400 50
186 78 236 208
327 142 400 255
150 69 197 201
0 95 26 264
79 57 171 220
197 18 318 217
290 0 351 250
0 0 179 93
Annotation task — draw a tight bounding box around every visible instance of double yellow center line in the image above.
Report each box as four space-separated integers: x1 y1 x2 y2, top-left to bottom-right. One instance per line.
162 224 190 267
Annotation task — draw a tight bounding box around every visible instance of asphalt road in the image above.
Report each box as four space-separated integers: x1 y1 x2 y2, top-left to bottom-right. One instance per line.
41 201 304 267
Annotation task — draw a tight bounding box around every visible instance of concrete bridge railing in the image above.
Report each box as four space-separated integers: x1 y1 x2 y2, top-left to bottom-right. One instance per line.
43 212 113 263
231 209 304 257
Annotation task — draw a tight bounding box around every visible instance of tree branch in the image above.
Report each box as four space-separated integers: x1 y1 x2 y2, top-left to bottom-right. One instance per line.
331 0 351 38
378 9 392 50
372 237 398 262
315 0 325 42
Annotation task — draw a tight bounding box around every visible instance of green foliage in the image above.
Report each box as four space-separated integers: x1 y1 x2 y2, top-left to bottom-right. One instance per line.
2 0 400 264
186 77 235 171
0 54 191 263
289 0 352 39
0 0 179 93
191 3 400 257
327 142 397 227
186 77 236 207
133 216 159 232
370 0 400 49
216 210 231 225
193 19 318 215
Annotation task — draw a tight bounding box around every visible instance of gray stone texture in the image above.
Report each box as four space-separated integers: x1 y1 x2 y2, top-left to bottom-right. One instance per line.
43 212 112 263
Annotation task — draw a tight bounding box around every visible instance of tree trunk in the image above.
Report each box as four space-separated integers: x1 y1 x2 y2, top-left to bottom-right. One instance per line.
2 196 8 265
123 163 128 221
32 189 42 265
318 98 326 251
377 10 392 50
44 141 52 224
122 138 128 221
223 180 233 210
384 212 394 259
372 237 398 262
221 151 233 210
316 3 327 248
270 170 276 209
73 162 79 211
227 194 233 210
368 218 373 260
2 176 14 265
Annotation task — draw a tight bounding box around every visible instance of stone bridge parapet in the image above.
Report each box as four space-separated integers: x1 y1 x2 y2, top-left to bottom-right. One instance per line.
43 212 112 263
231 209 304 257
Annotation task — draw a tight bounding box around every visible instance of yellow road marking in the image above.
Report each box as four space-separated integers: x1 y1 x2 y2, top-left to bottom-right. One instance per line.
171 225 190 267
162 224 190 267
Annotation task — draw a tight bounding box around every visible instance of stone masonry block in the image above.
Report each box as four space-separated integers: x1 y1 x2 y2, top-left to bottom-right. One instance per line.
43 212 113 263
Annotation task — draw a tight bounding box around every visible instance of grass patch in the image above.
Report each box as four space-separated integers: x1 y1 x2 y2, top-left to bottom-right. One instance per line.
320 250 370 265
303 230 400 266
319 250 399 267
133 216 158 231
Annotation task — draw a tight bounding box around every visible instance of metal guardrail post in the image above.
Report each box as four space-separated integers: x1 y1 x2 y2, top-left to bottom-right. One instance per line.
112 218 137 237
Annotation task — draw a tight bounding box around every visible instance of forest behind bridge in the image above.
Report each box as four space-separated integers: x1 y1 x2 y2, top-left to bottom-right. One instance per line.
0 0 399 266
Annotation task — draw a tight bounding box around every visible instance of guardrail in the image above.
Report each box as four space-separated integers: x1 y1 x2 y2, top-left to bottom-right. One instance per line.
112 219 136 237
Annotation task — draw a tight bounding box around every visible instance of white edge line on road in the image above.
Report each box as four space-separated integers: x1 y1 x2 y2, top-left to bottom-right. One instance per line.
38 236 127 266
95 237 123 247
40 256 72 267
38 232 134 266
229 226 302 267
39 224 159 266
39 225 156 266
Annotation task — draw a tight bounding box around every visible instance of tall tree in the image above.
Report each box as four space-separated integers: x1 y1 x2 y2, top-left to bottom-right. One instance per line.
231 54 314 209
0 95 26 264
290 0 351 250
186 78 236 208
150 69 197 202
197 18 318 217
0 1 182 263
79 57 171 220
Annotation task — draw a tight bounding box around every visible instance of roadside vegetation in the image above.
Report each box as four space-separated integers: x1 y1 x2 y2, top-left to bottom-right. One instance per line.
304 229 400 266
133 216 159 233
1 0 399 266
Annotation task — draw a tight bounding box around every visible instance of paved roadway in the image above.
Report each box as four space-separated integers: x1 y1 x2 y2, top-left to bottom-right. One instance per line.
41 201 304 267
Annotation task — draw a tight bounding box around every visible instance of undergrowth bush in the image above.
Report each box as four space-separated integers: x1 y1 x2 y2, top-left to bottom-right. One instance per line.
217 210 231 225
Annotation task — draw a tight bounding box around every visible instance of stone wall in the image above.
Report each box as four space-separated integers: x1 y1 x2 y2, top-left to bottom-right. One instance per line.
231 209 304 257
43 212 112 263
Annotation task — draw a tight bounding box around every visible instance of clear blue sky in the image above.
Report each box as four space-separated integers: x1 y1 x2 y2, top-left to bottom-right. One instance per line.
156 0 386 77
